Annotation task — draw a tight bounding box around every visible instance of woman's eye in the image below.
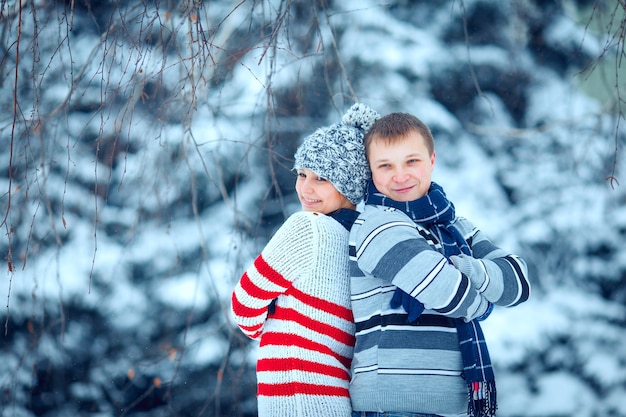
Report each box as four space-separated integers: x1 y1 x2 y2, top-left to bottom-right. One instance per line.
317 177 327 182
298 172 306 178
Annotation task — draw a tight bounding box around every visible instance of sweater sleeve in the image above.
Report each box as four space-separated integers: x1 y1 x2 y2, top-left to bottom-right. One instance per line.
231 212 315 339
451 218 531 307
352 206 489 321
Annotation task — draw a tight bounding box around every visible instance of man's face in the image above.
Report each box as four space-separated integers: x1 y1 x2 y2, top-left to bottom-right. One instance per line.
368 131 436 202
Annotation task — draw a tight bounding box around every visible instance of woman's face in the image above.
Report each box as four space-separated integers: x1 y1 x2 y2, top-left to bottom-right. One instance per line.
295 168 355 213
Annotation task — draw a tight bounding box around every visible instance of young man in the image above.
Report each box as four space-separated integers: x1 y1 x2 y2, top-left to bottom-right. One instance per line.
348 113 531 417
231 104 380 417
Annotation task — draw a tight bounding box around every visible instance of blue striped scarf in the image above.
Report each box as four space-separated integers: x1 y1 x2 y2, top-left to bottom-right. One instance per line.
365 180 497 417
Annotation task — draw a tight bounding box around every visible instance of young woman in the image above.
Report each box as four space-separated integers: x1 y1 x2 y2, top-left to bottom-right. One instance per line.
231 103 379 417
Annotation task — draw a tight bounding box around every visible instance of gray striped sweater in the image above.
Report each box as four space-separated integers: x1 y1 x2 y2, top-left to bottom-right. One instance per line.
348 205 530 415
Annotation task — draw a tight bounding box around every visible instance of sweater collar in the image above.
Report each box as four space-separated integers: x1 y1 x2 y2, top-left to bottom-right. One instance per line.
328 208 359 231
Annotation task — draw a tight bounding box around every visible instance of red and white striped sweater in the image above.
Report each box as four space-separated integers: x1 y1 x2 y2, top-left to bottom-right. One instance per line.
231 211 355 417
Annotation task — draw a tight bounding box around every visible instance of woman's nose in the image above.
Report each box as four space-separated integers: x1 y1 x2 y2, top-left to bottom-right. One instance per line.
301 177 314 192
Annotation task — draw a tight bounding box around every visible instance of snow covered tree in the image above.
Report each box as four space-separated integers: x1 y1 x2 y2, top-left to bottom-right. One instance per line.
1 1 624 416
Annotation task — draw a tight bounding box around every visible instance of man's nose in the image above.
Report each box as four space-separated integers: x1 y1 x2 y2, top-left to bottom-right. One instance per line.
392 168 409 182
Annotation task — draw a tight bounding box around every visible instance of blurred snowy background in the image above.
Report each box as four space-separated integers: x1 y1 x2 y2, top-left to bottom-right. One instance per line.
1 0 625 416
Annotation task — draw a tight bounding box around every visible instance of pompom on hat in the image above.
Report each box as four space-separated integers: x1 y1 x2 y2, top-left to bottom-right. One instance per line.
294 103 380 205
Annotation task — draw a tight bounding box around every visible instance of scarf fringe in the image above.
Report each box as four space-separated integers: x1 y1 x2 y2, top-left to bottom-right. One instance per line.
468 380 497 417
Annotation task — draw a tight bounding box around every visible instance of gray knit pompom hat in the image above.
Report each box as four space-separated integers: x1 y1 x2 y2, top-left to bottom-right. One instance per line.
293 103 380 205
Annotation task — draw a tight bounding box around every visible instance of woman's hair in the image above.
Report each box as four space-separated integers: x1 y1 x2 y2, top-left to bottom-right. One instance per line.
365 112 435 157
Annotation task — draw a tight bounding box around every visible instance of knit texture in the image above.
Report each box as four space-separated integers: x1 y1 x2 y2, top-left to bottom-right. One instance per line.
231 211 356 417
348 203 530 415
293 103 379 205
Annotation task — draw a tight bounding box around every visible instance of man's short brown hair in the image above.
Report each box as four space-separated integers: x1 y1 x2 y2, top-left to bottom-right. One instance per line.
365 112 435 157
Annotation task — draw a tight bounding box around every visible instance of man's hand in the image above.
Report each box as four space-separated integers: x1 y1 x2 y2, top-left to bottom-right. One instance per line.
450 254 488 292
